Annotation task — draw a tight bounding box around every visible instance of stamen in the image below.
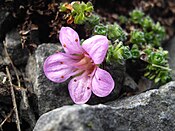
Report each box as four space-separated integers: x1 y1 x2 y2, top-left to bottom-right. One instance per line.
61 76 64 78
63 44 66 47
87 87 90 90
74 79 77 82
60 62 63 64
99 78 101 80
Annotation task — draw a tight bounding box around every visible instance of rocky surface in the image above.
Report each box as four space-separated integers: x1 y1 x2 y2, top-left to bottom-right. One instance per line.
5 29 29 66
0 9 10 41
19 89 36 131
166 36 175 80
0 9 17 42
34 81 175 131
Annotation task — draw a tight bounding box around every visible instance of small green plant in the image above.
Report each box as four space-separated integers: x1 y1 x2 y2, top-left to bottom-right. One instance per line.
107 23 127 41
129 9 166 47
130 30 146 46
129 9 144 24
72 2 93 24
131 44 140 59
123 9 170 84
118 15 128 24
143 46 171 84
93 24 107 36
59 1 94 24
106 40 131 64
93 23 126 42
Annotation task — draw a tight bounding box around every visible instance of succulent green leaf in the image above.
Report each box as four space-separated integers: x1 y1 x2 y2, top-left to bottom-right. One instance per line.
59 3 68 12
107 23 126 41
74 13 85 24
72 3 82 13
130 9 145 24
93 24 107 35
85 2 94 12
130 30 146 45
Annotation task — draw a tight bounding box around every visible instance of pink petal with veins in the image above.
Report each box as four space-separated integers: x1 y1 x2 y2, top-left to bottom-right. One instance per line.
82 35 108 64
68 73 92 104
92 67 114 97
59 27 84 54
43 53 78 83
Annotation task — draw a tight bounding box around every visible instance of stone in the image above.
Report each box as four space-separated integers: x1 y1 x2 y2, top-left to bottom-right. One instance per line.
0 9 17 42
165 36 175 80
123 73 137 92
0 42 5 67
5 28 29 66
26 43 124 116
137 76 155 92
33 81 175 131
20 89 36 131
0 9 10 41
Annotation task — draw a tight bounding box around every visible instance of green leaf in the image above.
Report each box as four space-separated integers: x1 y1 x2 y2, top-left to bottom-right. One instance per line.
93 24 107 35
154 77 160 83
130 9 145 24
85 2 93 12
119 15 128 24
130 30 146 45
74 13 85 24
86 15 100 27
107 23 126 41
59 3 68 12
72 3 82 13
144 72 150 77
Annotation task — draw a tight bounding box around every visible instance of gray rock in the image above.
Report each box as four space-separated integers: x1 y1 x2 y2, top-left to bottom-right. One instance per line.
33 81 175 131
0 9 17 41
0 42 3 55
123 73 137 91
5 29 29 66
0 42 10 67
165 36 175 80
137 76 155 92
26 43 124 115
0 9 10 41
20 89 36 131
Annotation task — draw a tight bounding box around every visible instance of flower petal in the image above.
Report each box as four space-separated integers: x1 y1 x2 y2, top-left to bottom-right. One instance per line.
43 53 78 83
68 73 92 104
59 27 84 54
92 67 114 97
82 35 108 64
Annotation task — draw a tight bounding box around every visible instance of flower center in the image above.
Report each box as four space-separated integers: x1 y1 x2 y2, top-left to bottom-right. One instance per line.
74 54 95 72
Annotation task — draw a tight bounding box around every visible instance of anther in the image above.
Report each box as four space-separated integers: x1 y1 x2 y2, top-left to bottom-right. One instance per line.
61 76 64 78
88 74 91 77
87 87 90 90
60 62 63 64
74 79 77 82
63 44 66 47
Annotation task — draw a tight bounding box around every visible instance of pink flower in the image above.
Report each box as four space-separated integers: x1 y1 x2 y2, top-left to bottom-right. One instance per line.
43 27 114 104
